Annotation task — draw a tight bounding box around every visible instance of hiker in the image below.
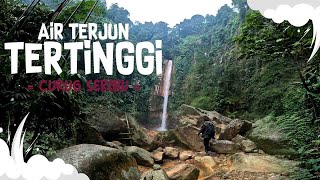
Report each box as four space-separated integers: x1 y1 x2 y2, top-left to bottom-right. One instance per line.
198 119 215 154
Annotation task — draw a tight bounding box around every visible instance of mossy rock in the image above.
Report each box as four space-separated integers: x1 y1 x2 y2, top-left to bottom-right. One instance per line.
248 116 296 155
76 121 107 146
51 144 140 180
85 104 127 140
179 104 201 116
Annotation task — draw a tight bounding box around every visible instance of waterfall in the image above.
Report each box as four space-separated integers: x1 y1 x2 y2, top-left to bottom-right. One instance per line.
158 60 173 131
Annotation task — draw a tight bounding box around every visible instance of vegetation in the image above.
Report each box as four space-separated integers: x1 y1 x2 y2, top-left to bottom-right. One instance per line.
169 3 320 179
1 0 320 178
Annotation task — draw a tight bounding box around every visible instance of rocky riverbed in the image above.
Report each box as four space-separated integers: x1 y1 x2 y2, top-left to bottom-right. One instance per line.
51 104 298 180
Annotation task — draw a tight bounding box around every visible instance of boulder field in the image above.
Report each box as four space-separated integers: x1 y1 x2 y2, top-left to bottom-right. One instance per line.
52 104 298 180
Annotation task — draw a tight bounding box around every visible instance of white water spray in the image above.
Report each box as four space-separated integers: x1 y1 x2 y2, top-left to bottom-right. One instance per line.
158 60 173 131
247 0 320 62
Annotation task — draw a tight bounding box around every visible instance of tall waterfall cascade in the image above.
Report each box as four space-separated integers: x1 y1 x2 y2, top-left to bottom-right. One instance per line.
158 60 173 131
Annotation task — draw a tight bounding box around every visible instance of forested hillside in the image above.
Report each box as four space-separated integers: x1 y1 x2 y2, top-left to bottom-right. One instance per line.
1 0 320 179
169 2 320 179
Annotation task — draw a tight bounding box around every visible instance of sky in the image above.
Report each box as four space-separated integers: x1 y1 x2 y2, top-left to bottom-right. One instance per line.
106 0 232 27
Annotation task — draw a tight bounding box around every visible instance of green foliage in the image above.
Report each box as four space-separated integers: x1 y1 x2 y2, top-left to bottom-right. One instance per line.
2 2 320 178
167 6 320 179
276 113 320 179
0 0 85 158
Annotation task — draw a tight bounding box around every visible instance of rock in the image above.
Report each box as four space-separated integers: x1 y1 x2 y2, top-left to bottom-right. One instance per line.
179 104 201 116
124 146 155 167
51 144 140 180
248 117 295 155
75 121 108 146
192 151 207 158
152 151 164 162
222 172 231 179
112 141 124 147
240 139 258 153
141 169 170 180
258 150 265 154
214 124 224 137
164 147 180 159
231 134 245 145
239 120 253 135
153 164 162 170
179 105 238 126
156 147 164 152
209 140 240 154
198 109 233 124
179 151 193 161
106 141 122 150
267 175 285 180
165 164 200 180
219 119 253 140
86 105 127 138
219 119 244 140
195 115 213 126
128 116 156 151
229 153 297 173
179 116 200 126
194 156 217 172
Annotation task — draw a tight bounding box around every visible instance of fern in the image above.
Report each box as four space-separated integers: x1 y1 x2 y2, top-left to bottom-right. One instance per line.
276 113 320 179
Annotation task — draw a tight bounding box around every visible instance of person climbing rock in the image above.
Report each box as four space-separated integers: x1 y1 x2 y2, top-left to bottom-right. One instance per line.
198 119 215 154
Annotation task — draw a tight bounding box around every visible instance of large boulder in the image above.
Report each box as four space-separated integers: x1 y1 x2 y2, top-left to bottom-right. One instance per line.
163 147 180 159
248 116 295 155
197 108 233 124
240 139 258 153
179 115 219 128
165 164 200 180
179 104 233 125
124 146 154 167
162 125 204 151
219 119 244 140
209 140 240 154
51 144 140 180
128 116 156 151
179 115 206 127
76 121 108 146
86 104 127 139
141 170 170 180
229 153 297 173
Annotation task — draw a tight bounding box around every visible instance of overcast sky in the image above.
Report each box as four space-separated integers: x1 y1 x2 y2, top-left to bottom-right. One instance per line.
106 0 232 27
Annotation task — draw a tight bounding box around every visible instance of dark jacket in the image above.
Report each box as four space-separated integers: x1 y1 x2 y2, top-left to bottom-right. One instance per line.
198 121 215 139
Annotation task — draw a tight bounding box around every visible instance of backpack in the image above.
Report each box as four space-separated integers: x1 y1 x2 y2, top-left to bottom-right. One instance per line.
201 121 215 138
